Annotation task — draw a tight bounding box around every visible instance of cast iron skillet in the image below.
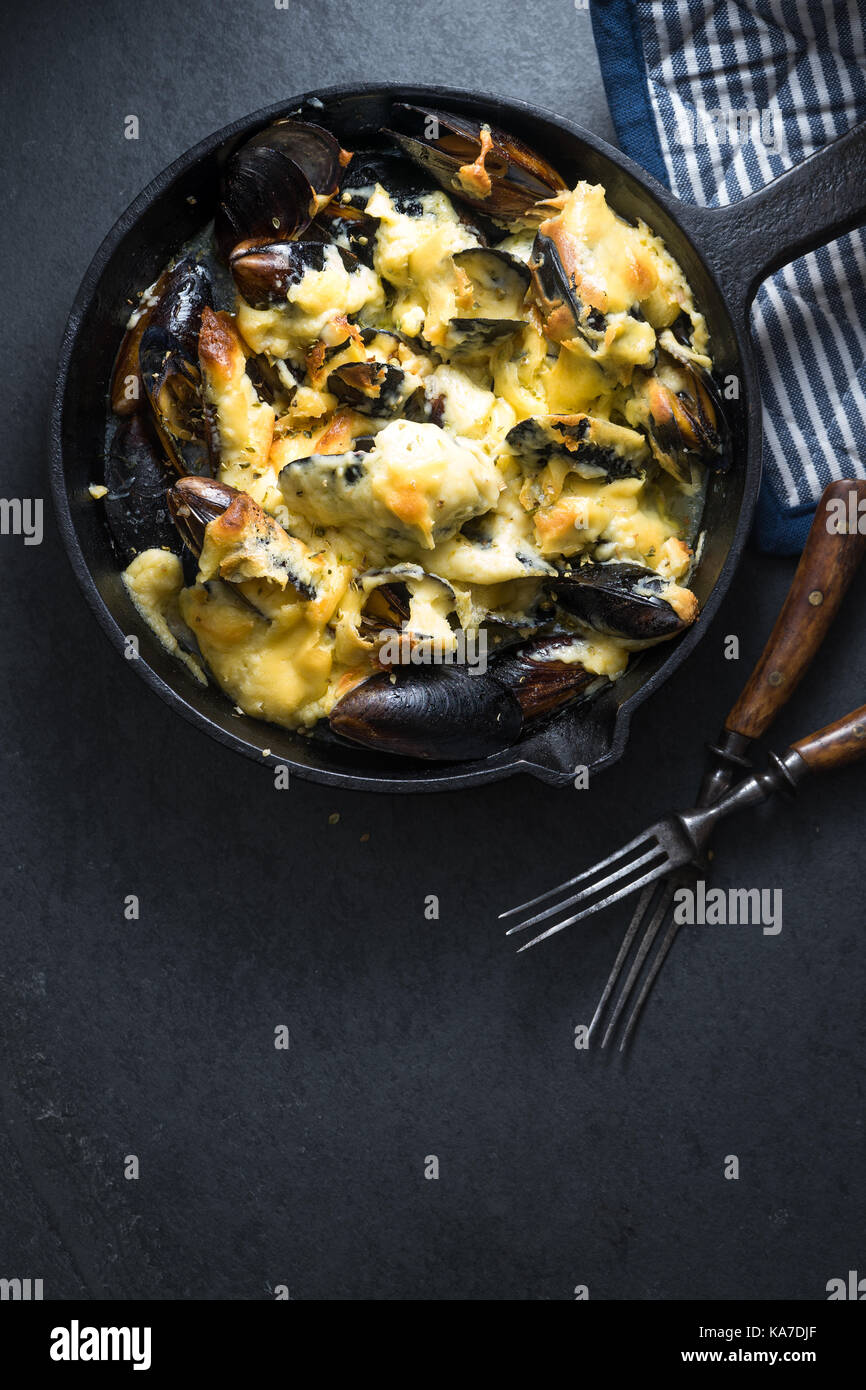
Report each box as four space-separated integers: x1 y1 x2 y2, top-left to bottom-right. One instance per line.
50 84 866 792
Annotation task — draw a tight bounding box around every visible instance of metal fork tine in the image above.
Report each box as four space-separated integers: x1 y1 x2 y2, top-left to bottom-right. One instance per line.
616 916 684 1051
599 884 676 1048
515 857 672 953
586 880 661 1040
505 837 663 937
498 827 658 922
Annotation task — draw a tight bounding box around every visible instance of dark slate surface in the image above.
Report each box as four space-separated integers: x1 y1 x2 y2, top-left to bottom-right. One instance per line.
2 0 864 1301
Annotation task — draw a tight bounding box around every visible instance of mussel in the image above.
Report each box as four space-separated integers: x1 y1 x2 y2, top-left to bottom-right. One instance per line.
662 312 711 369
311 201 379 264
244 353 299 412
454 246 530 293
550 562 698 643
506 414 648 481
319 327 419 417
526 183 664 369
527 197 660 377
167 475 321 599
445 319 523 354
215 118 347 261
630 358 725 483
385 104 566 218
354 566 415 640
251 119 343 200
326 359 410 417
491 635 600 716
104 415 180 560
354 564 460 654
328 634 600 760
229 238 359 308
330 665 523 760
529 230 609 349
138 258 213 475
443 246 530 352
166 475 237 555
110 269 171 417
339 147 437 213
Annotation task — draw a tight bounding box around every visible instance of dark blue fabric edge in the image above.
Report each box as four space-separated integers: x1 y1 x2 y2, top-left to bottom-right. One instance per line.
755 483 815 555
589 0 670 188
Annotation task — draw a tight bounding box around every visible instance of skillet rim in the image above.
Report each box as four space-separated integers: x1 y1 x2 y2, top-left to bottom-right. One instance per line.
49 81 762 793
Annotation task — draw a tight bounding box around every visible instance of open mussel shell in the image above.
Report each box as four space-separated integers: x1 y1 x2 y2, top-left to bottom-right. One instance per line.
166 475 236 556
329 630 601 760
492 635 599 717
245 119 343 201
215 118 347 262
138 258 213 475
329 665 524 761
385 104 566 217
169 475 322 600
104 415 180 561
357 582 411 637
506 414 647 480
445 318 525 353
528 231 608 347
110 269 172 417
111 312 151 418
339 147 437 211
245 353 299 410
311 201 379 264
642 362 727 482
216 148 315 262
229 238 359 307
326 360 409 417
148 257 212 351
550 563 696 642
454 246 531 293
139 328 211 476
355 563 457 646
139 325 201 444
443 246 531 352
662 312 711 368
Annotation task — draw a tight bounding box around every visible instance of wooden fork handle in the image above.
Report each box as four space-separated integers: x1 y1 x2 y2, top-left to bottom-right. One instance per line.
790 705 866 774
726 480 866 740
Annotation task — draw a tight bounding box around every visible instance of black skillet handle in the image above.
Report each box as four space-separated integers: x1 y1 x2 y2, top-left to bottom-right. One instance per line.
677 120 866 321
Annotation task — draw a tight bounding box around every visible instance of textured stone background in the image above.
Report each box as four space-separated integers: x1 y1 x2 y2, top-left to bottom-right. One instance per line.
1 0 864 1299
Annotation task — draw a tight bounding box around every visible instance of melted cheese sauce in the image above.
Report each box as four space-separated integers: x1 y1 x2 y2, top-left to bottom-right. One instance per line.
125 173 712 732
123 551 206 684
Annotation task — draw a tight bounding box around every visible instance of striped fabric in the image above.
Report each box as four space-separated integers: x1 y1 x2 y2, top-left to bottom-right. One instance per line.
591 1 866 552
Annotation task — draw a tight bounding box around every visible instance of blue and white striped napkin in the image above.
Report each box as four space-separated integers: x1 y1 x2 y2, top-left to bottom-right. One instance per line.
590 0 866 553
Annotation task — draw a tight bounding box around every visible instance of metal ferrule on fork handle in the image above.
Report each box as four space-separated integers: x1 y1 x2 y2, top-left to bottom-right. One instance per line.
676 747 810 857
698 729 753 809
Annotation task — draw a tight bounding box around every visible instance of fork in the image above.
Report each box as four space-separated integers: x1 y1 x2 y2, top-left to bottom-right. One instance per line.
504 700 866 950
588 479 866 1047
502 479 866 1040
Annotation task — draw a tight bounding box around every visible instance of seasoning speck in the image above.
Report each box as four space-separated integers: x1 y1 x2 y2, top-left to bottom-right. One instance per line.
328 812 340 825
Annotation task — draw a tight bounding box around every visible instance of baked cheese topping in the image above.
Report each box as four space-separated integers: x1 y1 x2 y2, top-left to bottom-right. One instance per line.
124 173 712 731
